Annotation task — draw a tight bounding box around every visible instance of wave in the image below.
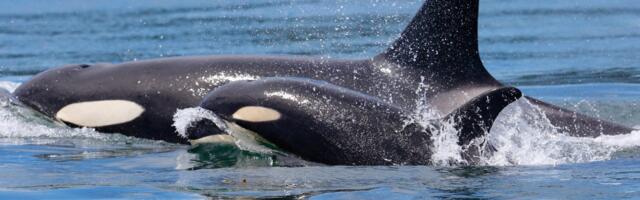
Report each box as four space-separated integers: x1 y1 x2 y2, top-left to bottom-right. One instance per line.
480 33 640 45
484 99 636 166
0 69 45 77
121 0 320 18
502 68 640 86
485 7 640 17
410 96 640 167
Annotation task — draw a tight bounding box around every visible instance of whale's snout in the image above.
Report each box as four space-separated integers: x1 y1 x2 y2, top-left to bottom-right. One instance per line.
14 63 108 118
184 118 236 145
14 64 83 116
173 107 234 145
185 118 225 140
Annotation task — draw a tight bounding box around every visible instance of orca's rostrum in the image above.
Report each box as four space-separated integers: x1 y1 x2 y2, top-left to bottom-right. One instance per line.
13 0 636 164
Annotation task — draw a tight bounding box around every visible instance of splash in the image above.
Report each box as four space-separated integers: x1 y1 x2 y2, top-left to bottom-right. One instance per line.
406 78 640 166
428 119 466 166
482 99 637 166
0 81 20 92
172 107 275 154
407 77 466 166
172 107 228 139
172 107 286 168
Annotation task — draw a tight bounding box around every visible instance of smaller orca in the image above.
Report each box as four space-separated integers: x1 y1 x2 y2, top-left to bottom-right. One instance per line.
186 78 521 165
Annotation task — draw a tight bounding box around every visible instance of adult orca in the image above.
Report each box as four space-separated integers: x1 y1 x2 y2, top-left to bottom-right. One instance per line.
186 77 522 165
13 0 635 143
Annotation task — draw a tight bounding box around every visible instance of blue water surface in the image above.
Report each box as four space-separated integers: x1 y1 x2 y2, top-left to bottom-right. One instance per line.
1 0 640 199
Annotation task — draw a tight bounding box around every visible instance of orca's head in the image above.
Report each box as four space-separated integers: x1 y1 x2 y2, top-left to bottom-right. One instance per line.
15 64 98 115
199 79 286 126
14 63 145 128
174 107 235 145
182 117 233 145
197 79 314 150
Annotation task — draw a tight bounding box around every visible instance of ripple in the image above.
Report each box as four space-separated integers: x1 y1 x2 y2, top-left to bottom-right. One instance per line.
505 68 640 86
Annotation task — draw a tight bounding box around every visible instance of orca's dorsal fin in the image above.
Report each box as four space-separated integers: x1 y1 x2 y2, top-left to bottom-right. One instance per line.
444 87 522 146
377 0 497 88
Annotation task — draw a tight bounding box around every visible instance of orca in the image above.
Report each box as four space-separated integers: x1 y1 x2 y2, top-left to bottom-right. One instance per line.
186 77 521 165
13 0 635 144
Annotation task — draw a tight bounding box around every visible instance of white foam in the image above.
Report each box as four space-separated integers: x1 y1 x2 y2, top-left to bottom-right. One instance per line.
172 107 227 139
481 99 637 166
593 131 640 147
175 150 198 170
428 119 466 166
0 81 20 92
406 78 640 166
0 106 109 141
407 77 465 166
172 107 274 154
0 103 114 141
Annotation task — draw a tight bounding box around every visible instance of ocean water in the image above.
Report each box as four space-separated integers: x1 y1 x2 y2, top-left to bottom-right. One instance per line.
1 0 640 199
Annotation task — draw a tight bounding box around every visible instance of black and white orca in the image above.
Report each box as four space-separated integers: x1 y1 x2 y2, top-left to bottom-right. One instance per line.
188 77 521 165
13 0 635 144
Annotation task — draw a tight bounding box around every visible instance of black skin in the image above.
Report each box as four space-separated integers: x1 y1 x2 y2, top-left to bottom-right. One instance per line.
13 0 635 143
186 119 224 141
198 78 521 165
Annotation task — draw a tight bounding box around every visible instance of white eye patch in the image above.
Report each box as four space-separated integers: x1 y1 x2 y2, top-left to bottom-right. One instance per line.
232 106 281 122
55 100 145 127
